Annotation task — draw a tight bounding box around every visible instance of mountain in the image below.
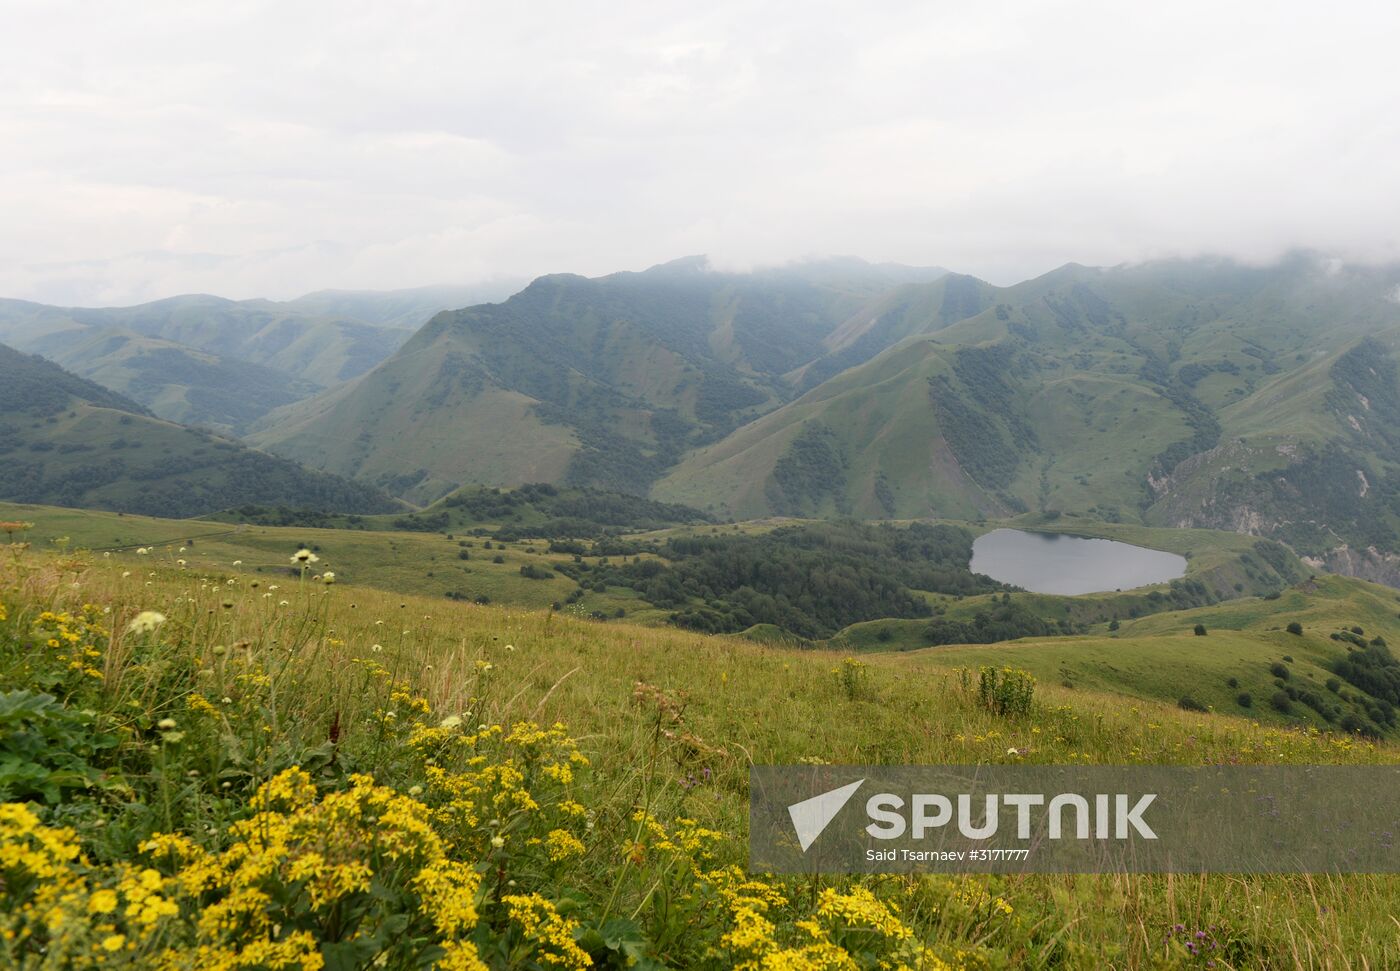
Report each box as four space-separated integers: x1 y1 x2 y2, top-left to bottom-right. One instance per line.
0 343 397 518
248 257 948 503
654 254 1400 570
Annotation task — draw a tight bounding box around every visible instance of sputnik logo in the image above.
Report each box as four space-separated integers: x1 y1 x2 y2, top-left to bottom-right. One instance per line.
787 779 864 851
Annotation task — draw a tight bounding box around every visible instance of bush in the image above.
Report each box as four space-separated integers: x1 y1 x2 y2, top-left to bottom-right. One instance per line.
1193 623 1207 636
1286 621 1303 635
1237 692 1253 708
1178 696 1208 713
1270 662 1290 680
519 564 554 580
1270 691 1294 714
1226 677 1239 689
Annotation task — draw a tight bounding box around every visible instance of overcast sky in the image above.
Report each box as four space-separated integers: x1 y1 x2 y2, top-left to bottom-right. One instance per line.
3 0 1399 305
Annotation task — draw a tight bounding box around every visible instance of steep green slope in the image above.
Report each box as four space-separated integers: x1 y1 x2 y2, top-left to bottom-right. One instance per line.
251 258 947 502
0 344 396 518
656 256 1400 572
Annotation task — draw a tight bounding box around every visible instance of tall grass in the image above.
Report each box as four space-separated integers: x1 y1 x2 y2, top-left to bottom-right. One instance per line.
2 547 1398 968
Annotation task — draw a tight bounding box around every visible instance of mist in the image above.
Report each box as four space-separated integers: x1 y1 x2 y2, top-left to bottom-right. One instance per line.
3 0 1399 304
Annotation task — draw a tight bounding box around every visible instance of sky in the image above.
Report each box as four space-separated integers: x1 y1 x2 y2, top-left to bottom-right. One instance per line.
3 0 1400 306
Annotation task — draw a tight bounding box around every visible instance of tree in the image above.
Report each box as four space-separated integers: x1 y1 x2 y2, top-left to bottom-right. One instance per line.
1286 621 1304 636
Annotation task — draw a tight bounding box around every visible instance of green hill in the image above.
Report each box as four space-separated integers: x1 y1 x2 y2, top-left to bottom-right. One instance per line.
250 257 949 502
0 344 397 518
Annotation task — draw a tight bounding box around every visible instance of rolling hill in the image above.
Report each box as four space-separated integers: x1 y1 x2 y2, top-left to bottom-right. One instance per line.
0 343 397 518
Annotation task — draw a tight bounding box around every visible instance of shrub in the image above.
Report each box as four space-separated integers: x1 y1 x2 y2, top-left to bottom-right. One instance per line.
1237 692 1253 708
1286 621 1303 635
1226 677 1239 689
1178 696 1208 713
1193 623 1207 636
1270 662 1290 680
1270 691 1294 714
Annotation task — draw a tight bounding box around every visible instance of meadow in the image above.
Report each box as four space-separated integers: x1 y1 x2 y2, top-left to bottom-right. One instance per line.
3 524 1399 969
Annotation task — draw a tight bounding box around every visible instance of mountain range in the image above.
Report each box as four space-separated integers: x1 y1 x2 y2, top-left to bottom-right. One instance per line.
10 254 1400 580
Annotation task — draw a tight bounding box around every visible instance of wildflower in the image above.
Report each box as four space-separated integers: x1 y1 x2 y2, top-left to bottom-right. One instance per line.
126 610 167 634
372 644 383 653
137 547 150 555
323 571 336 584
102 934 126 952
177 559 187 567
491 835 505 849
291 548 320 565
233 560 242 566
439 715 463 729
158 718 178 730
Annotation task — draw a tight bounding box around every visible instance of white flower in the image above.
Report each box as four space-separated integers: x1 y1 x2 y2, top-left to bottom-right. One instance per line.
179 547 187 553
126 611 166 634
176 559 187 567
371 644 383 653
505 644 515 652
232 560 242 567
322 571 336 584
291 548 319 565
490 835 505 849
157 718 177 730
121 571 131 578
438 714 462 729
136 547 149 555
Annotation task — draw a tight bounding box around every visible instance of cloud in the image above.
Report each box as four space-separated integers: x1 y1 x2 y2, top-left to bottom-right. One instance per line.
3 0 1400 304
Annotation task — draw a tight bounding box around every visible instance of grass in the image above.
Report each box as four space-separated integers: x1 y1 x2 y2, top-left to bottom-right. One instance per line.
3 536 1399 967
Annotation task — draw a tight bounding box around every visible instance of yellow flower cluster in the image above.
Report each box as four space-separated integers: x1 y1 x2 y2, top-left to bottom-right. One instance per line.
30 606 108 685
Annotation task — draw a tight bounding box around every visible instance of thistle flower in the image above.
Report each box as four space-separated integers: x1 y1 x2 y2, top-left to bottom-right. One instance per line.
126 610 166 634
291 548 319 565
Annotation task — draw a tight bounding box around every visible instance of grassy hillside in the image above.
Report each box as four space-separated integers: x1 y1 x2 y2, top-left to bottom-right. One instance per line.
250 258 948 502
0 347 396 518
2 540 1397 968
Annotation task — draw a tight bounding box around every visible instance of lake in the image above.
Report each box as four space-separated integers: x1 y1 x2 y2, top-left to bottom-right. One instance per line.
970 528 1187 595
